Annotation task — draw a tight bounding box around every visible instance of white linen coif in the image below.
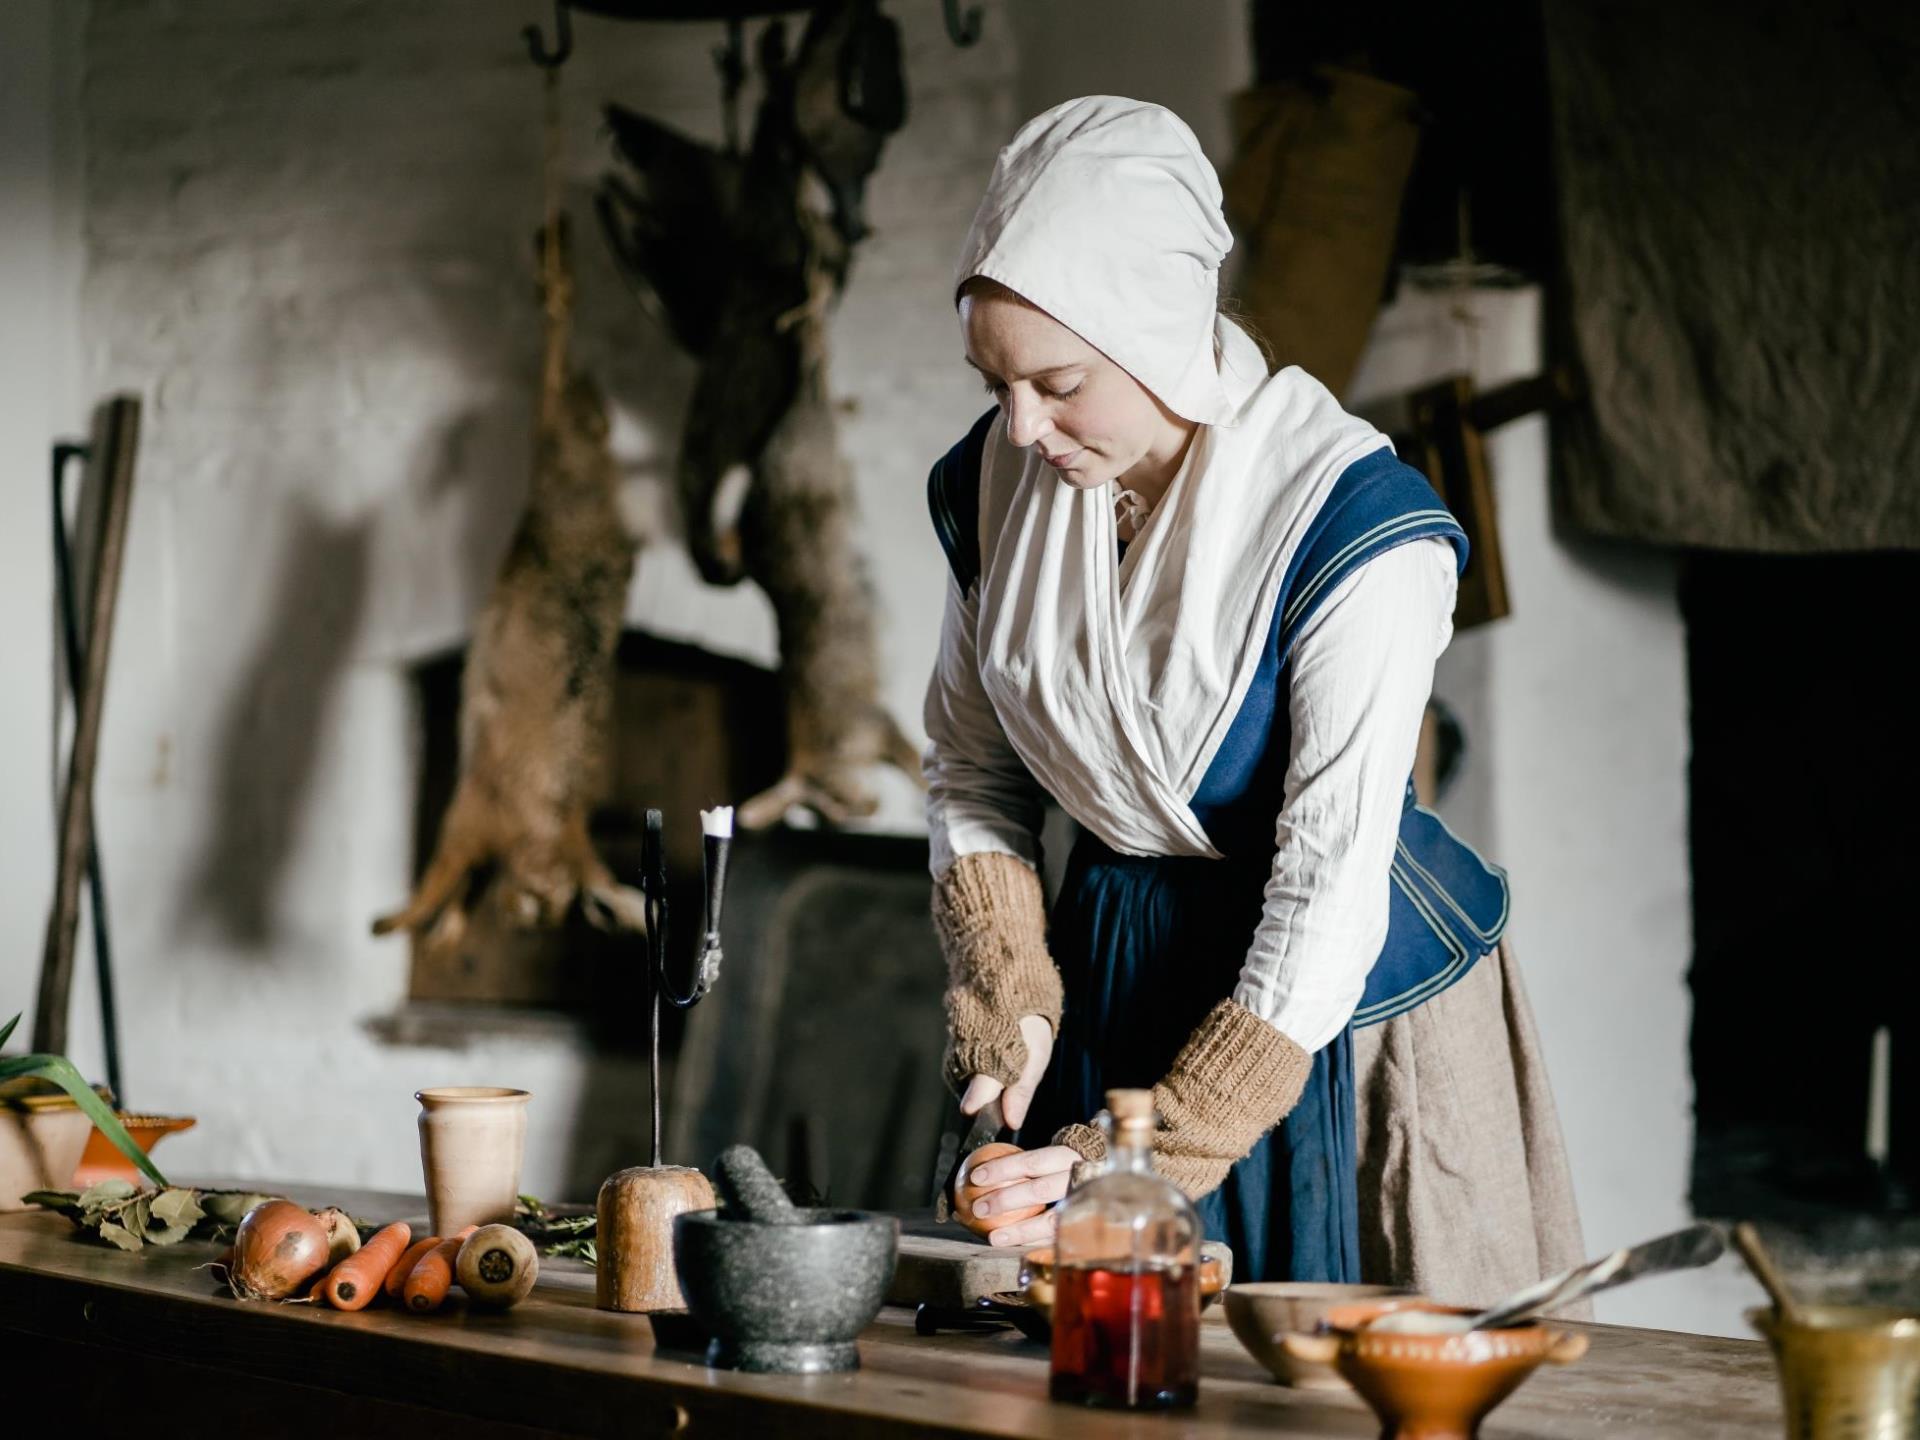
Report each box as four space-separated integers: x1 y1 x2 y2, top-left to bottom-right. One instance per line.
954 96 1238 426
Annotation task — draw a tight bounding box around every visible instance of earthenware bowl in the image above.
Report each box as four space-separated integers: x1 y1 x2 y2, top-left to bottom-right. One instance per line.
673 1207 899 1373
71 1113 197 1188
1226 1282 1419 1388
1283 1299 1589 1440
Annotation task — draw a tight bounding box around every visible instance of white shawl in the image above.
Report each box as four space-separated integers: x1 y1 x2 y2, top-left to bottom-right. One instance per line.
951 96 1393 858
970 322 1388 859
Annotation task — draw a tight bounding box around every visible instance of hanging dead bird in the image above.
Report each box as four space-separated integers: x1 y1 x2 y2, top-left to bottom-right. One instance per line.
372 218 644 946
599 7 919 828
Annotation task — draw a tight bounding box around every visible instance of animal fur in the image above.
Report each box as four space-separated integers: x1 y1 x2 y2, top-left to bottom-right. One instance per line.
373 224 644 944
599 9 919 829
735 295 921 828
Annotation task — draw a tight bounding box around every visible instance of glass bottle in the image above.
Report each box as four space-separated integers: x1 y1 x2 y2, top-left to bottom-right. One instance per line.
1047 1088 1202 1409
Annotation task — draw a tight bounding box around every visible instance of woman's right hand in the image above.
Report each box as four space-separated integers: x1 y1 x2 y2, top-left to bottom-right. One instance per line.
960 1013 1053 1128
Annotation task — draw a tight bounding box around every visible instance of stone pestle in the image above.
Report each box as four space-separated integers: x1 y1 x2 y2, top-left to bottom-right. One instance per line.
712 1144 801 1223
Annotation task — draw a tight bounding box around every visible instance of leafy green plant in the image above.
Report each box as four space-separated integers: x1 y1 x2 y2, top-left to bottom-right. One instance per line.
1 1011 167 1187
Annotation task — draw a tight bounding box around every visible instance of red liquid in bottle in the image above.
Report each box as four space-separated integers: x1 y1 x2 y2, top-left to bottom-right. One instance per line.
1048 1259 1200 1409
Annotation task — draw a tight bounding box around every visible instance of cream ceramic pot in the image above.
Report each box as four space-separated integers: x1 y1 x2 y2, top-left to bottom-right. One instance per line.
0 1100 94 1211
416 1087 530 1236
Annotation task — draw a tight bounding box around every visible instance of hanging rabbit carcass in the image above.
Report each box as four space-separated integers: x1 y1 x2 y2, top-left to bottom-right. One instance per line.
373 218 645 947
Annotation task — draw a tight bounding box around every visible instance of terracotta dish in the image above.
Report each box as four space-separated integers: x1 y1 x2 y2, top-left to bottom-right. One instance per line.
71 1113 197 1188
1283 1299 1588 1440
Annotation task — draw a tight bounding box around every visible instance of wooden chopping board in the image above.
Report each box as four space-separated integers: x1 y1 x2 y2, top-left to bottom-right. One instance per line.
886 1210 1032 1308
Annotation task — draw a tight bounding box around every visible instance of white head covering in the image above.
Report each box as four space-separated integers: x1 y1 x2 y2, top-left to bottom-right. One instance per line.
941 100 1395 862
954 96 1240 426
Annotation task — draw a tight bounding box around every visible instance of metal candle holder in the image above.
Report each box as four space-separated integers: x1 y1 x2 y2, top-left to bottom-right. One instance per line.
640 805 730 1167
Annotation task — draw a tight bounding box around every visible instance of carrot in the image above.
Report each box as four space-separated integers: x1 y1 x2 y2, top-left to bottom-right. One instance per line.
383 1235 443 1299
403 1225 477 1314
320 1221 411 1311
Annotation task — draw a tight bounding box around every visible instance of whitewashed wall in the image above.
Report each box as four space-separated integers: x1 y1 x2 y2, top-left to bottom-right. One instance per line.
1 0 1031 1198
2 0 1748 1330
1 1 81 1066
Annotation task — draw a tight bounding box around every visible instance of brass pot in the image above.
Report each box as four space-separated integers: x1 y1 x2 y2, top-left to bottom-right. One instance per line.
1750 1304 1920 1440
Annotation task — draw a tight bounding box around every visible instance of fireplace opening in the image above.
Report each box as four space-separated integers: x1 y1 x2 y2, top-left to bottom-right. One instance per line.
1685 550 1920 1233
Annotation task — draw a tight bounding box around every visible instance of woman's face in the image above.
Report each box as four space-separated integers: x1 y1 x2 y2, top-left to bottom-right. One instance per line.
959 285 1186 493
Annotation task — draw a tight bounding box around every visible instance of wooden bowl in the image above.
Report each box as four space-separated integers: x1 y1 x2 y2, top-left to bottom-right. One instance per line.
1283 1300 1589 1440
1225 1282 1419 1388
71 1113 197 1188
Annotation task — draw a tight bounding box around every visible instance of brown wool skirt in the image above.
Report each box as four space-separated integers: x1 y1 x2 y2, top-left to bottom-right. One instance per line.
1353 938 1590 1313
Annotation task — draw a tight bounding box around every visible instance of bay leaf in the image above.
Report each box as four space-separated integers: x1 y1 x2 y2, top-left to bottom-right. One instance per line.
96 1219 144 1252
126 1195 152 1240
77 1179 137 1208
197 1189 281 1226
145 1220 193 1247
150 1188 204 1228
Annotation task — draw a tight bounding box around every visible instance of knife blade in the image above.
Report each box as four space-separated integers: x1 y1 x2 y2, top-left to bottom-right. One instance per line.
933 1094 1007 1224
1467 1221 1726 1330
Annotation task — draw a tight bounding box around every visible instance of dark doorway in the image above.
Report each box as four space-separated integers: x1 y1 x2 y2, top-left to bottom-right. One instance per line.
1684 549 1920 1224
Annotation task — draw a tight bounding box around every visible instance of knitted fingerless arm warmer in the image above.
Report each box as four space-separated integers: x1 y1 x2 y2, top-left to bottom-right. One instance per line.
931 851 1064 1095
1052 998 1312 1200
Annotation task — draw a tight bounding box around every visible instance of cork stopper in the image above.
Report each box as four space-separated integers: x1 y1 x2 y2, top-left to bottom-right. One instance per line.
1105 1088 1156 1149
1106 1088 1153 1122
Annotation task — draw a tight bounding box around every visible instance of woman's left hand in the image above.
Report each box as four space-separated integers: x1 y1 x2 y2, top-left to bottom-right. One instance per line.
964 1143 1081 1247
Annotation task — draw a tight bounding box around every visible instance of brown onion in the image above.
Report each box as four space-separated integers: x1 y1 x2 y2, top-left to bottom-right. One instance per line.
313 1207 361 1267
228 1199 331 1301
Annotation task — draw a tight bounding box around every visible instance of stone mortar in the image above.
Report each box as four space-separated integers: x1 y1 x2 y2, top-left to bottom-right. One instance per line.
673 1207 900 1373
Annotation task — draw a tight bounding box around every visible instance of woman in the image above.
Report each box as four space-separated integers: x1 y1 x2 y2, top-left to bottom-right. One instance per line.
923 96 1584 1299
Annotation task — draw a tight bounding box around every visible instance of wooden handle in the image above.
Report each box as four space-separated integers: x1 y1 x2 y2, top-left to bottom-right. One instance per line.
1547 1331 1590 1365
1732 1223 1803 1326
1283 1333 1341 1365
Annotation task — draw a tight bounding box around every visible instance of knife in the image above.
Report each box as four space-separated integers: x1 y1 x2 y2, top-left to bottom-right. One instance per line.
932 1094 1007 1224
1467 1221 1726 1330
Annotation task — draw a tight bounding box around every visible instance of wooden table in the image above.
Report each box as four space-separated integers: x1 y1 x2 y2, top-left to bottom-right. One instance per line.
0 1183 1784 1438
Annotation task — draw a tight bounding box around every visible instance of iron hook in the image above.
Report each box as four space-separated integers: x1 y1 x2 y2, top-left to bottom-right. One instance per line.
942 0 981 48
523 0 574 69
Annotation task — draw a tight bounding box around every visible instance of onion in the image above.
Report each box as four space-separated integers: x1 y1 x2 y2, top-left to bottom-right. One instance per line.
455 1224 539 1308
313 1207 361 1267
227 1200 331 1301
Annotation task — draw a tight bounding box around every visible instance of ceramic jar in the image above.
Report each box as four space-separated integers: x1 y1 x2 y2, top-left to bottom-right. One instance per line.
415 1086 530 1237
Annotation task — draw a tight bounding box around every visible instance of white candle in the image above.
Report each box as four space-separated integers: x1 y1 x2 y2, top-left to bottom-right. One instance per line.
700 805 735 839
1867 1025 1891 1169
